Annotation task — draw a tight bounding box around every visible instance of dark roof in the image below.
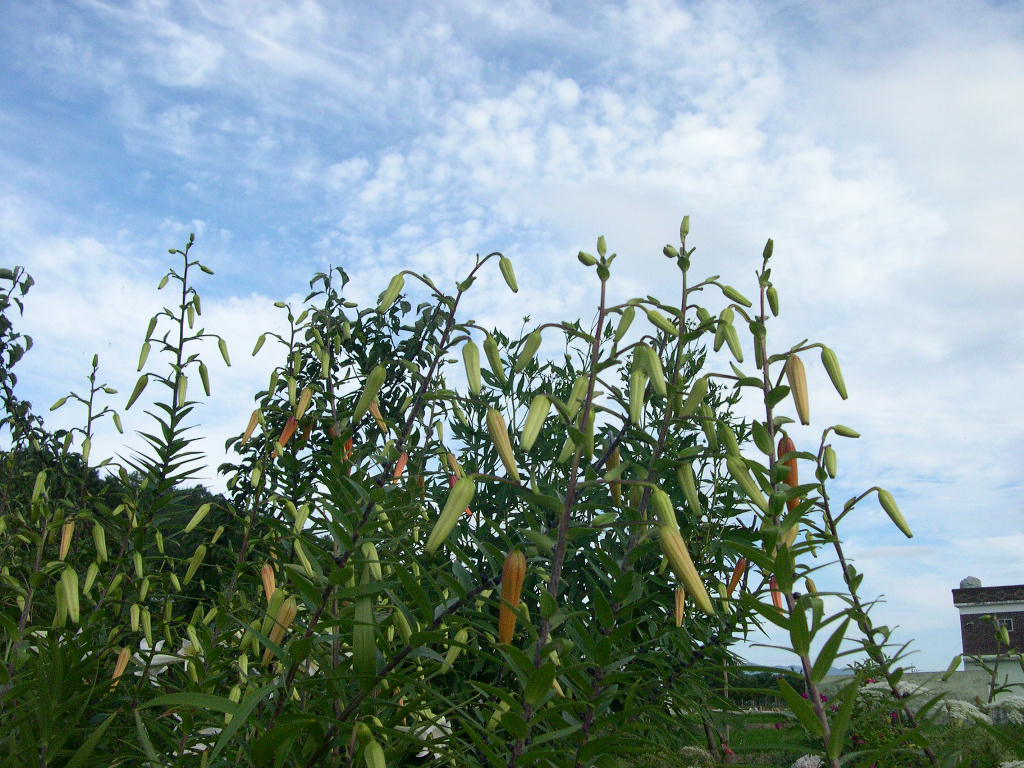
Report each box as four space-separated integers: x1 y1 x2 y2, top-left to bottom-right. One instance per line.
952 584 1024 605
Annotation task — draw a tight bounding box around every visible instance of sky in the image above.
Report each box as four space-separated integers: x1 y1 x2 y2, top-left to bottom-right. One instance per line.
1 0 1023 672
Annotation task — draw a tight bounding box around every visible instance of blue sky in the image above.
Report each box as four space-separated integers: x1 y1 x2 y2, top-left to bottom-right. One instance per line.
2 0 1023 671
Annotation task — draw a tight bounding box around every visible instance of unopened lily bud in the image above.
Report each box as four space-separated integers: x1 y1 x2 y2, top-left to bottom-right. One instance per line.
499 256 518 293
629 368 648 424
183 545 207 585
59 520 75 561
877 489 913 538
463 340 482 395
184 503 212 533
483 334 506 384
820 346 848 400
498 550 527 644
514 331 542 372
377 272 405 312
615 306 635 341
785 354 810 425
659 526 713 614
521 395 551 452
486 408 520 482
295 388 314 419
261 564 276 603
111 647 131 687
425 476 476 555
353 366 386 422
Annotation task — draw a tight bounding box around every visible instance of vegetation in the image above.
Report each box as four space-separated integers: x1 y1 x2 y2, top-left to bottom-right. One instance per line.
0 222 1015 766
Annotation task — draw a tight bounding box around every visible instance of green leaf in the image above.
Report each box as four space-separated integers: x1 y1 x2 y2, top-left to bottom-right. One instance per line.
812 618 850 682
210 682 278 760
788 601 810 656
773 545 794 593
751 420 773 455
65 711 117 768
828 677 861 760
133 710 160 763
522 529 555 555
524 662 556 706
744 594 790 630
139 692 239 714
777 679 823 736
765 385 791 409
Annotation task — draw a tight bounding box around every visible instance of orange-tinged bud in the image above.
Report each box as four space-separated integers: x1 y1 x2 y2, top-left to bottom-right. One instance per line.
498 550 527 644
278 416 298 449
343 436 354 475
727 558 747 597
608 447 622 506
111 646 131 687
59 520 75 561
261 564 276 603
674 587 686 627
777 435 799 512
242 409 261 444
448 474 473 517
295 387 314 419
369 399 388 434
393 451 408 481
446 452 464 478
263 596 298 664
770 575 784 610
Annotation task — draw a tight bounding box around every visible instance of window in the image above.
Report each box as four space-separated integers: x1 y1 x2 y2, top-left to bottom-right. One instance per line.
998 617 1014 632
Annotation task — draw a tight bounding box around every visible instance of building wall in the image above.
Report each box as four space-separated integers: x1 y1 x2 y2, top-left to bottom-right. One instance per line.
962 659 1024 689
959 610 1024 655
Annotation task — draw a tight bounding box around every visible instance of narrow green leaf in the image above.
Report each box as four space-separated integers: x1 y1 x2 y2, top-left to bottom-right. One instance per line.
828 677 861 759
777 679 824 736
788 601 810 656
765 385 791 408
210 682 278 761
524 662 556 706
812 619 849 682
139 691 239 714
66 711 117 768
133 710 160 763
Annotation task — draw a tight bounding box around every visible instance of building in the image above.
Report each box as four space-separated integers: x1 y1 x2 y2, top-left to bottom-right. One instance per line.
951 576 1024 682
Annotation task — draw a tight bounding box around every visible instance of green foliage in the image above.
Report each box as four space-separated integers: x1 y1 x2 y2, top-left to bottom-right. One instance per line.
0 221 974 767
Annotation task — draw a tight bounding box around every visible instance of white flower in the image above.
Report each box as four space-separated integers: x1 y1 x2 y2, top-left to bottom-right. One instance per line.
186 726 223 754
678 746 713 766
25 628 87 655
395 712 451 759
131 639 188 680
941 699 990 724
791 755 824 768
859 680 928 699
994 695 1024 710
987 695 1024 725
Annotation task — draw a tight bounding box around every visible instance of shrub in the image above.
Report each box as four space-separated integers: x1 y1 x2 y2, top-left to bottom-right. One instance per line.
0 221 932 766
